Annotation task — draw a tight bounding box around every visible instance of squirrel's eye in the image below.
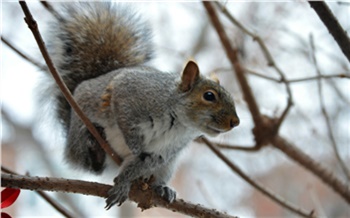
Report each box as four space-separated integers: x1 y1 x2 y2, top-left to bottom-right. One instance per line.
203 91 216 101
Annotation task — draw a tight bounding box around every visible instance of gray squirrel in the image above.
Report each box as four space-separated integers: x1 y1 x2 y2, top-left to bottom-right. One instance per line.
48 2 239 209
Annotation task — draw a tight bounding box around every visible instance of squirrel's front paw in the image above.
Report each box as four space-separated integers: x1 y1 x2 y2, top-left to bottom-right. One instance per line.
154 185 176 203
105 180 130 210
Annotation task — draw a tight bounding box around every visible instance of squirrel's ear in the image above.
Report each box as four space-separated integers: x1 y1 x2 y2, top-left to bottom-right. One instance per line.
180 60 200 92
210 72 220 84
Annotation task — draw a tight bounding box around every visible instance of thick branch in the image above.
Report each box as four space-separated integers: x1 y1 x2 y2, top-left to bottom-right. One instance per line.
271 136 350 204
214 1 293 129
309 1 350 63
1 167 76 218
203 1 262 126
1 173 236 218
18 1 122 165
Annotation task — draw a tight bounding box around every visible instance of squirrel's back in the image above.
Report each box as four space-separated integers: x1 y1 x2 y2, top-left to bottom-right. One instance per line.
48 2 153 129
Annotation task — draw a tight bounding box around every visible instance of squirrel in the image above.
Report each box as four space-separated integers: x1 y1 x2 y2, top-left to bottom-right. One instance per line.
47 2 239 209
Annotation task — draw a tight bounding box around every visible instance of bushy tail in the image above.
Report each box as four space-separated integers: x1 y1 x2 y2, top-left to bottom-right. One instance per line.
48 2 153 129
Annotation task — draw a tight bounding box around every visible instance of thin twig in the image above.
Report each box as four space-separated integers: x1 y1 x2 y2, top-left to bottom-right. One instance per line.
199 137 316 218
214 1 293 129
310 35 350 181
194 138 261 152
1 166 76 218
18 1 122 165
287 74 350 83
246 68 350 83
325 79 350 106
196 180 217 208
219 67 349 83
1 36 47 71
39 1 62 20
244 68 281 82
1 173 237 218
309 1 350 63
215 143 261 152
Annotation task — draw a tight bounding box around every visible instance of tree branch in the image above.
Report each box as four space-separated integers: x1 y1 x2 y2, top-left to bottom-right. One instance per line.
1 36 47 71
203 0 350 208
194 138 261 152
215 143 261 152
288 74 350 83
246 68 350 83
1 173 237 218
1 167 76 218
271 136 350 204
199 137 315 218
39 1 62 20
216 67 349 83
18 1 122 165
310 35 350 181
203 1 262 126
309 1 350 63
214 1 293 130
244 68 281 82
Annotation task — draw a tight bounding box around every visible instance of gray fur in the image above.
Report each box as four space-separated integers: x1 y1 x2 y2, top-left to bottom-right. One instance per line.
70 67 202 207
48 2 153 130
49 3 239 208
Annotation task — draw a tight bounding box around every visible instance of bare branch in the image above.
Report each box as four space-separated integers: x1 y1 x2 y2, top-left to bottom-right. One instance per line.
2 107 85 216
215 143 261 152
199 137 316 218
39 1 62 20
203 1 262 126
1 167 76 218
309 35 350 181
214 1 294 129
1 36 46 71
271 136 350 204
287 74 350 83
1 173 237 218
224 67 349 83
325 79 350 106
18 1 122 165
203 1 350 207
309 1 350 63
194 138 261 152
244 68 281 82
246 68 350 83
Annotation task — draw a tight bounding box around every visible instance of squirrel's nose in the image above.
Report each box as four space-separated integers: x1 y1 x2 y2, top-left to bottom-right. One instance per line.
230 116 240 128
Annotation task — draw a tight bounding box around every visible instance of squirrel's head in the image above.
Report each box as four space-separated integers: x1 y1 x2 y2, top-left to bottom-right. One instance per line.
179 61 240 136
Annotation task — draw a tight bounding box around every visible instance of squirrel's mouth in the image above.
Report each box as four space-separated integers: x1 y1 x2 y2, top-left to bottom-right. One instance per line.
206 125 227 134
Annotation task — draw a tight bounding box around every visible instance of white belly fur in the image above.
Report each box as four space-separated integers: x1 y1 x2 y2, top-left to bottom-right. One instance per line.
139 120 199 158
104 125 132 158
104 121 200 161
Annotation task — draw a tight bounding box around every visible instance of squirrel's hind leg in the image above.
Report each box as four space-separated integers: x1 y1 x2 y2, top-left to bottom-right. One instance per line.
150 156 177 203
65 117 107 173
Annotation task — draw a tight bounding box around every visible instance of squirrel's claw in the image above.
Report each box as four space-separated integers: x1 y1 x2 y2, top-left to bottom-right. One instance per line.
105 193 127 210
105 182 130 210
154 185 176 203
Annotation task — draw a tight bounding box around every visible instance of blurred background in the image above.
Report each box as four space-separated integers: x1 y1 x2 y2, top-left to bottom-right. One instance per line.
1 1 349 217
